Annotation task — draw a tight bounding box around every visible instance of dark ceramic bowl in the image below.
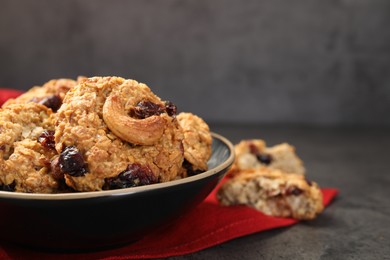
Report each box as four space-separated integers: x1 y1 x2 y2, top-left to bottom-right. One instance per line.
0 133 234 250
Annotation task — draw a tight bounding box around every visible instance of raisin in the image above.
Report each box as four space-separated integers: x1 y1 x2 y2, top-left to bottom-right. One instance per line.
286 186 303 196
306 180 313 186
39 95 62 112
59 146 87 177
164 101 177 117
103 163 158 190
256 154 273 165
182 159 203 176
0 181 16 192
38 130 56 149
133 101 164 119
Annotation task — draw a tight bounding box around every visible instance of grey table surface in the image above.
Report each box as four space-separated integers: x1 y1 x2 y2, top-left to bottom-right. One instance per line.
168 124 390 260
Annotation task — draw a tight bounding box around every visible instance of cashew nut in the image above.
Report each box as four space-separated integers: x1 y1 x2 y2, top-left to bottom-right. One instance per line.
103 94 165 145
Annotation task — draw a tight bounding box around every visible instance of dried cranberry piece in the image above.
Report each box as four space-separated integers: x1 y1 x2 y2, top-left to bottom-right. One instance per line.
164 101 177 117
256 154 273 165
248 143 272 165
38 95 62 112
183 159 203 176
51 157 74 192
0 181 16 192
38 130 56 149
59 146 87 177
133 101 164 119
286 186 303 196
103 163 158 190
249 143 260 155
50 156 64 180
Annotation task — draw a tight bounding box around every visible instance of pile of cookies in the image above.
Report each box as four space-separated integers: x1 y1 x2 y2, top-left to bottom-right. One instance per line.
217 139 324 220
0 76 212 193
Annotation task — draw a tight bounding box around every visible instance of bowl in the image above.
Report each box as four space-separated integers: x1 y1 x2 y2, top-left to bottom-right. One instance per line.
0 132 234 250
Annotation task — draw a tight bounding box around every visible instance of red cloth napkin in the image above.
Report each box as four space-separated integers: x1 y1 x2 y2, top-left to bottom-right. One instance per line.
0 89 338 259
0 88 24 106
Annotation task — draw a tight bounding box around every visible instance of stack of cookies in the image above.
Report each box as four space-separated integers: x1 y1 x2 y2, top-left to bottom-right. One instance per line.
0 76 212 193
217 139 323 220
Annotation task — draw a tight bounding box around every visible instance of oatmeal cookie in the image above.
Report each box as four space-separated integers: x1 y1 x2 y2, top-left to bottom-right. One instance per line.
0 103 60 193
2 77 85 111
230 139 305 176
217 168 323 220
177 112 212 176
54 76 185 191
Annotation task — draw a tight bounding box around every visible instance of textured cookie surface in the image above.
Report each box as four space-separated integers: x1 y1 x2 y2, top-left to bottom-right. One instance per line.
177 112 212 176
2 78 82 111
54 76 186 191
0 103 59 193
231 139 305 176
1 76 212 193
217 168 323 220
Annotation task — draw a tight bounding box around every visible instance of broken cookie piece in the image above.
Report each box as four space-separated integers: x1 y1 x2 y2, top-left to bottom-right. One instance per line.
217 168 323 220
230 139 305 176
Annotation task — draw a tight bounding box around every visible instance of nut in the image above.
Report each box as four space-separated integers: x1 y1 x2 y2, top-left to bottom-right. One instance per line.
103 94 165 145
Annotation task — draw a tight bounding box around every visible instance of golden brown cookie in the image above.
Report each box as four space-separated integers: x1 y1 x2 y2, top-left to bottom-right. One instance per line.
177 112 212 176
0 103 60 193
230 139 305 176
2 77 85 111
217 168 323 220
54 76 185 191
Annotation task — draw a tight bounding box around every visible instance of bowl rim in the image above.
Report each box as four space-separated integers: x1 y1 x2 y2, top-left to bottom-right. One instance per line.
0 132 234 201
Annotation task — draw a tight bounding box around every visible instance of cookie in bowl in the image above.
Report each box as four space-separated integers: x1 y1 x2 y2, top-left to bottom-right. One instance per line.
177 112 212 177
54 76 212 192
0 103 60 193
2 77 85 112
0 77 86 193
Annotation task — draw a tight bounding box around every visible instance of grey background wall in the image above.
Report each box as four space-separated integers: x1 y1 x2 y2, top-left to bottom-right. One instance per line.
0 0 389 126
